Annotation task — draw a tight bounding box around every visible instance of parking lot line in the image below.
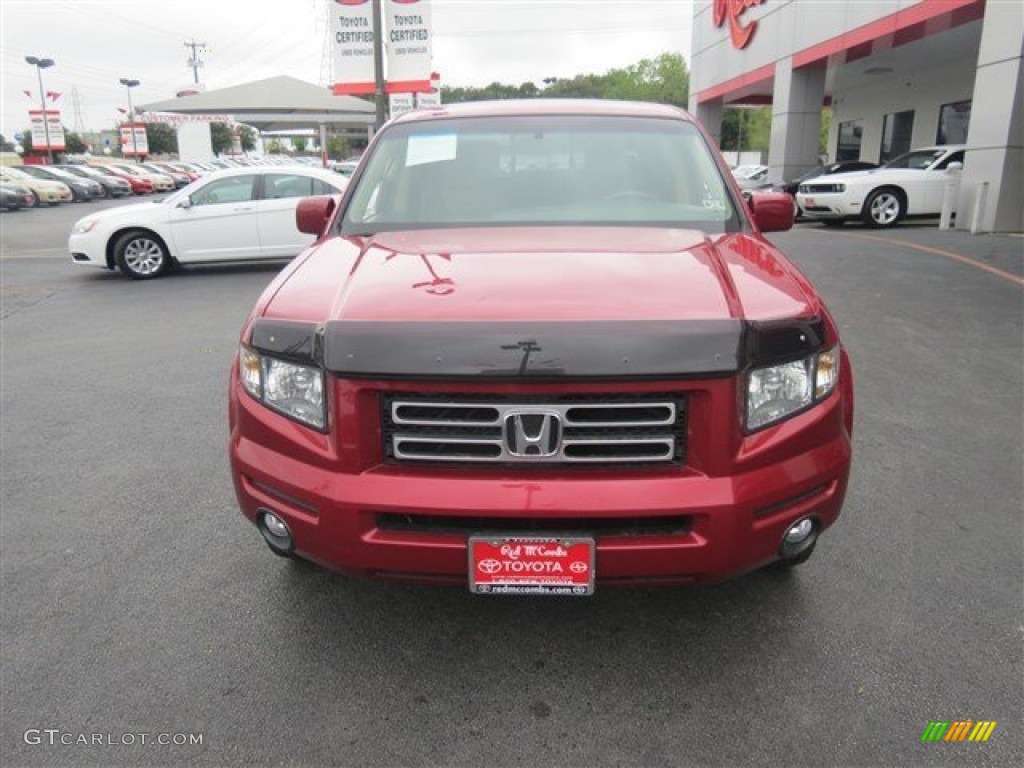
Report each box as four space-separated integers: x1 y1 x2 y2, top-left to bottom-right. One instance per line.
802 230 1024 287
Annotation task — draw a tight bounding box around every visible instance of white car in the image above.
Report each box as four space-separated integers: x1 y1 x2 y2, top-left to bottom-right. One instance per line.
796 145 965 228
69 167 348 279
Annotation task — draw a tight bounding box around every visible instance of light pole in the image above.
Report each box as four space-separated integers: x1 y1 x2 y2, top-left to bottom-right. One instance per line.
119 78 141 162
25 56 55 163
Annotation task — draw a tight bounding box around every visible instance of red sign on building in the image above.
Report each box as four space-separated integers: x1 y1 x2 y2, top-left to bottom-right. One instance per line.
713 0 767 50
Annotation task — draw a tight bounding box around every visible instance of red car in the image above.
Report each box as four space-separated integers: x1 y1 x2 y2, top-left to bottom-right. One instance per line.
91 165 153 195
229 100 854 593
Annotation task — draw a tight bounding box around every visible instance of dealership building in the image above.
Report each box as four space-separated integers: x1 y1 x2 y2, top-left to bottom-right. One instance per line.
689 0 1023 231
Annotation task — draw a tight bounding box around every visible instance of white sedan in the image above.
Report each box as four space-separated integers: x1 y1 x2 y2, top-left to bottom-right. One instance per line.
69 166 347 279
796 145 965 228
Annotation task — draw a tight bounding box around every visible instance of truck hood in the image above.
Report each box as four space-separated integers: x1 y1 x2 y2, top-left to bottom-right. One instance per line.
264 227 818 325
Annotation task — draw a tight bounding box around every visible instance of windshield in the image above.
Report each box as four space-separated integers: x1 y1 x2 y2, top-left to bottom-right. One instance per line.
3 167 30 179
884 149 947 169
342 115 738 235
42 167 77 180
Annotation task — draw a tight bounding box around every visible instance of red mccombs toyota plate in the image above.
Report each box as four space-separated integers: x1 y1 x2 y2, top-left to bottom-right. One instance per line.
228 99 854 594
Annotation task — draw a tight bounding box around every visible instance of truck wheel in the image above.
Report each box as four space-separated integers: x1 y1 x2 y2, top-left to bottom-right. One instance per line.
114 230 169 279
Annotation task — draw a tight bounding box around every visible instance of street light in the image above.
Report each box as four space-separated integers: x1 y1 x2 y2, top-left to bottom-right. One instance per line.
119 78 141 162
25 56 55 163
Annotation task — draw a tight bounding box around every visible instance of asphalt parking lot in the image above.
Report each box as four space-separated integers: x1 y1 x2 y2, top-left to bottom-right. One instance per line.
2 206 1021 767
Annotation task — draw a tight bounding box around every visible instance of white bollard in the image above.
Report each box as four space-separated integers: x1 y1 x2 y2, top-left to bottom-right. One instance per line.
939 169 960 230
970 181 990 234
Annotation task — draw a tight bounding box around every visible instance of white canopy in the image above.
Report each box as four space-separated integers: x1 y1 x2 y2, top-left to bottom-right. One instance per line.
140 76 375 133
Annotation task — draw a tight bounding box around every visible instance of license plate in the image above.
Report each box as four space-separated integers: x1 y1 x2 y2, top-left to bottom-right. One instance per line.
469 536 595 596
805 197 816 206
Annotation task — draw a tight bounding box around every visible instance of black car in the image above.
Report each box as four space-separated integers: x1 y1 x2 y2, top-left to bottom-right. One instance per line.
18 165 104 202
1 181 36 211
56 165 132 198
764 161 879 196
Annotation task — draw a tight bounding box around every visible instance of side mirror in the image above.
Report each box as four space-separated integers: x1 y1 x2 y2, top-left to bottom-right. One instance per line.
176 198 192 209
296 195 337 236
747 191 795 233
945 162 963 173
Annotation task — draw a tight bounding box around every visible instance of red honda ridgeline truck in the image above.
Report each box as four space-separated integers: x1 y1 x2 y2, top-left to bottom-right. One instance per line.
229 100 853 595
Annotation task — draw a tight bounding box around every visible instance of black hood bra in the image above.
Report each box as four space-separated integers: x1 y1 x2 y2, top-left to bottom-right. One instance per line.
248 316 827 380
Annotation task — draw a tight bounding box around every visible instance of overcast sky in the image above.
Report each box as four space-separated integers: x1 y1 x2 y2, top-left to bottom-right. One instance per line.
1 0 693 138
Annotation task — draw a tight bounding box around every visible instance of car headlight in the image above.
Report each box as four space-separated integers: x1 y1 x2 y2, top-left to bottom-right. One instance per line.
72 219 98 234
746 346 840 431
239 346 326 430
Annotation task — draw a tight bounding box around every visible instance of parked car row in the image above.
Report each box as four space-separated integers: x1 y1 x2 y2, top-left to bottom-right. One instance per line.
1 156 348 211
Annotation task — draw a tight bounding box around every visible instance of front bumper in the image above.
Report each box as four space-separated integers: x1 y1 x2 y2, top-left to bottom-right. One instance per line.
36 188 71 203
68 232 108 269
230 371 853 587
795 193 863 220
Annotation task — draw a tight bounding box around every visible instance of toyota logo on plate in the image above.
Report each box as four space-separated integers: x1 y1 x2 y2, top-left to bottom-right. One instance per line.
478 559 502 574
570 561 588 573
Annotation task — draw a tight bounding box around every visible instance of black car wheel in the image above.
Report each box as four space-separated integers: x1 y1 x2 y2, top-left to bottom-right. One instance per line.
113 230 170 280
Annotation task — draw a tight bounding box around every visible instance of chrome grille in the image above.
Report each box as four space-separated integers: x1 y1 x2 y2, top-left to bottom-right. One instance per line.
382 394 685 466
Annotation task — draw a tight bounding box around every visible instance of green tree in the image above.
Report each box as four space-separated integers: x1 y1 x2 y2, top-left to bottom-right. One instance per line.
820 108 831 157
63 131 87 154
210 122 232 155
720 107 771 151
239 125 256 152
292 136 307 153
145 123 178 155
267 139 282 155
442 52 689 108
327 135 351 160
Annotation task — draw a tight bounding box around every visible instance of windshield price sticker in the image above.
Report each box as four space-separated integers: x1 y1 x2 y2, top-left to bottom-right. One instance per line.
469 536 595 595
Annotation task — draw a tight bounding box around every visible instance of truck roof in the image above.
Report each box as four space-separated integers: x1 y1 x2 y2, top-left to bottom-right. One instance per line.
389 99 694 125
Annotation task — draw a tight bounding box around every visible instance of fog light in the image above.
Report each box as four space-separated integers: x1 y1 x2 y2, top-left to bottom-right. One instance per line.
779 516 818 559
258 508 293 554
785 518 814 544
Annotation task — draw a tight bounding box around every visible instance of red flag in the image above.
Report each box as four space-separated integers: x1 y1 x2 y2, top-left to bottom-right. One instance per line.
46 91 62 102
116 107 127 115
23 90 32 98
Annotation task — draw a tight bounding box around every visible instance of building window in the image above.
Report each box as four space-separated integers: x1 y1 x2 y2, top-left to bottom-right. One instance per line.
880 110 914 164
937 100 971 144
836 120 863 162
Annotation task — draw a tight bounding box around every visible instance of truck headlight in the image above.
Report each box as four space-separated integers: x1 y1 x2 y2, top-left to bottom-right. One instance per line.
746 346 840 431
239 346 326 430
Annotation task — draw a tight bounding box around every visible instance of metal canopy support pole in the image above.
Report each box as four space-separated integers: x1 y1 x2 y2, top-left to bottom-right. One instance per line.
319 123 329 167
372 0 386 132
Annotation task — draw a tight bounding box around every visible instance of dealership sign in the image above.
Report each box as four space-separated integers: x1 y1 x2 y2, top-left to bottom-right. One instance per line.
120 123 149 156
28 109 65 150
385 0 432 93
713 0 767 49
331 0 376 95
330 0 432 95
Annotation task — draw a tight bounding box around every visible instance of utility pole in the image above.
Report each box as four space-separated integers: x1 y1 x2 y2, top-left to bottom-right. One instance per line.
372 0 386 131
184 40 206 84
71 86 85 132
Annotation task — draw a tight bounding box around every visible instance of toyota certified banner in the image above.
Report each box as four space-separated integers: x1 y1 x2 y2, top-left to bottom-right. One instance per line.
385 0 432 93
120 123 149 156
28 109 65 151
331 0 376 95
